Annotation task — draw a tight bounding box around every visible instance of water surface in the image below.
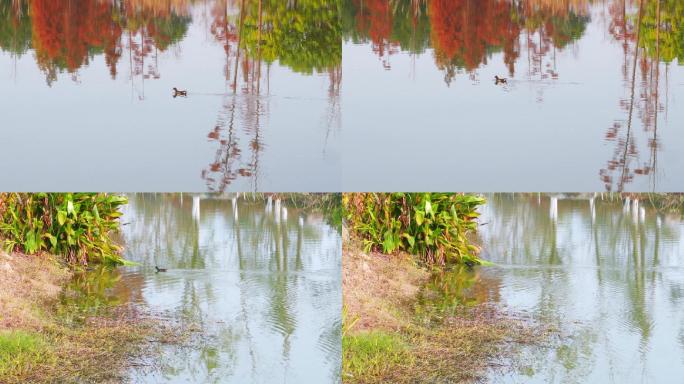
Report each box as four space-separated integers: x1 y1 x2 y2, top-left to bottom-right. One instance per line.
3 0 682 192
0 0 340 191
428 194 684 383
342 0 684 191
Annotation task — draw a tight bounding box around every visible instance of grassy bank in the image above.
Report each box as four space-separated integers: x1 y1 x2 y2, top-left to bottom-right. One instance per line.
342 239 551 384
0 250 179 383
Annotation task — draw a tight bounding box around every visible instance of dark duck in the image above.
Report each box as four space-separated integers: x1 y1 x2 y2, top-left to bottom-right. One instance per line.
155 266 167 273
172 87 188 97
494 75 508 85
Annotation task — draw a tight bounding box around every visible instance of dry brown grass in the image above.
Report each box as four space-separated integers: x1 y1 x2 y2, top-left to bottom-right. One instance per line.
343 240 428 332
0 251 69 331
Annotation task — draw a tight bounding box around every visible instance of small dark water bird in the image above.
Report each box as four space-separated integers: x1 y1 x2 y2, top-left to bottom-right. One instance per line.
494 75 508 85
172 87 188 97
155 266 167 273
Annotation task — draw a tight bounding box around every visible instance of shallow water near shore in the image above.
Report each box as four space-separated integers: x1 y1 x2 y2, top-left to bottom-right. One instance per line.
61 194 341 383
422 194 684 383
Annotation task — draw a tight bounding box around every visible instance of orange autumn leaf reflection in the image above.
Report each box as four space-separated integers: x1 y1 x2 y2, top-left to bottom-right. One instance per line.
429 0 522 78
31 0 122 79
25 0 191 84
347 0 590 82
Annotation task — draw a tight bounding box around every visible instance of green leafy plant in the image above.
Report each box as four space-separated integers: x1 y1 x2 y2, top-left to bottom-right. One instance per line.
0 193 128 265
343 193 486 265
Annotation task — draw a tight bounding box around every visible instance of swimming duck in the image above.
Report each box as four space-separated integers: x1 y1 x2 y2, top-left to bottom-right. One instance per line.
494 75 508 85
172 87 188 97
155 266 167 273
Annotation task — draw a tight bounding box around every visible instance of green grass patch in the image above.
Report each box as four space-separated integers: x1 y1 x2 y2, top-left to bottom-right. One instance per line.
343 331 413 381
0 331 53 379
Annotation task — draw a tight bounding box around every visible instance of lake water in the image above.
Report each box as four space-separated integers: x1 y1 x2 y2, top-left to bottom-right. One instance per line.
341 0 684 192
0 0 340 192
421 194 684 383
2 0 682 192
64 194 342 383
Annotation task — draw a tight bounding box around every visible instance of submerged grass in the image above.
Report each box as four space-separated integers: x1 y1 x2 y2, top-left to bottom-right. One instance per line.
343 307 545 384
